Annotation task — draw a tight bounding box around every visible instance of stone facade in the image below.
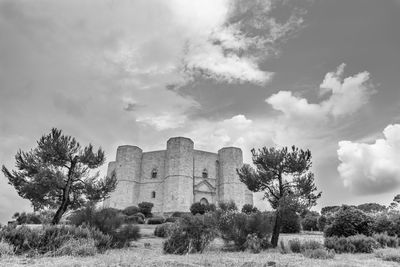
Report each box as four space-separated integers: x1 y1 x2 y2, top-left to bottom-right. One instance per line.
104 137 253 213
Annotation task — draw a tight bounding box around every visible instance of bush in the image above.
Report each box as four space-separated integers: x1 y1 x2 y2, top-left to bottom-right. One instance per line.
0 240 14 256
302 214 319 231
111 224 141 248
218 211 273 250
165 217 178 223
68 204 97 227
324 235 378 253
190 202 206 215
163 214 217 254
154 223 177 238
301 240 323 251
373 233 398 248
122 206 140 216
280 209 301 233
147 216 165 225
125 215 144 224
54 238 97 256
318 215 327 231
324 205 373 237
243 233 265 253
302 248 335 259
138 202 154 218
171 212 182 218
93 208 125 234
218 201 238 212
375 248 400 263
288 239 301 253
0 225 111 255
12 212 42 225
241 204 259 214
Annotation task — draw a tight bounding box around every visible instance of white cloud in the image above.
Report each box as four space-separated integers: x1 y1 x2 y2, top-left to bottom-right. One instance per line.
266 64 374 121
337 124 400 195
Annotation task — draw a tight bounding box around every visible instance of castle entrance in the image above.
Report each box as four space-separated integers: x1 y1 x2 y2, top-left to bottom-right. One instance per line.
200 197 209 205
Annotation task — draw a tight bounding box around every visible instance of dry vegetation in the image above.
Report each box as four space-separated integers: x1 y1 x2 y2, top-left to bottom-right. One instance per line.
1 226 399 267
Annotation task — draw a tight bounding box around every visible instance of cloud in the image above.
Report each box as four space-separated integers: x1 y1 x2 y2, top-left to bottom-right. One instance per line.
266 64 374 121
337 124 400 195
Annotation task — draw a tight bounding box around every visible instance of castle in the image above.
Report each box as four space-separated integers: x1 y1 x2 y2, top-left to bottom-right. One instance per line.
104 137 253 213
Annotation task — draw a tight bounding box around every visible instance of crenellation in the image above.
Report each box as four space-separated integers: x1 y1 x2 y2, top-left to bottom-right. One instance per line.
104 137 253 213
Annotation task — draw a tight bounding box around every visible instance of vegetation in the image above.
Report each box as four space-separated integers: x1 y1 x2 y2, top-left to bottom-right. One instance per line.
138 202 154 218
218 201 238 212
324 235 378 253
237 146 321 247
2 128 117 224
241 204 259 214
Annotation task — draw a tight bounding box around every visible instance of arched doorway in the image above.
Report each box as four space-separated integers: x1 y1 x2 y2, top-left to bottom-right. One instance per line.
200 197 209 205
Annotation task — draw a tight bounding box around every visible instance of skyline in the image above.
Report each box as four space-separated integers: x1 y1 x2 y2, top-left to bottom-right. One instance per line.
1 0 400 222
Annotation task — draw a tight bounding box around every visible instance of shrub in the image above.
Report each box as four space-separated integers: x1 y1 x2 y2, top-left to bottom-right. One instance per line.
171 212 182 218
324 235 378 253
0 240 14 256
218 211 273 250
302 214 319 231
138 202 154 218
190 202 206 215
241 204 259 214
154 223 176 238
0 225 111 255
280 209 301 233
147 216 165 225
163 214 217 254
288 239 301 253
12 212 42 225
125 215 144 224
302 248 335 259
218 201 238 212
317 215 327 231
111 224 141 248
301 240 323 251
375 248 400 263
324 205 374 237
93 208 125 235
243 233 264 253
165 217 178 223
54 238 97 256
373 233 398 248
68 204 97 227
122 206 140 216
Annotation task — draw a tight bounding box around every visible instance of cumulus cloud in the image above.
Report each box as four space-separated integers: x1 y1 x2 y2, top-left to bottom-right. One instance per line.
266 64 374 121
337 124 400 195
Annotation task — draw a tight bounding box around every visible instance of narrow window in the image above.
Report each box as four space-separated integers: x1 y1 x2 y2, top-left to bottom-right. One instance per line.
202 168 208 178
151 191 156 198
151 168 157 178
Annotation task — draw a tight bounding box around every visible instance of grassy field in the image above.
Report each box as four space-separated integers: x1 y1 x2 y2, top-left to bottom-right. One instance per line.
0 225 399 267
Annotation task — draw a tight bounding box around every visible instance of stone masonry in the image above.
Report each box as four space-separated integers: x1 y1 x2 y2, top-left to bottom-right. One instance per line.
104 137 253 213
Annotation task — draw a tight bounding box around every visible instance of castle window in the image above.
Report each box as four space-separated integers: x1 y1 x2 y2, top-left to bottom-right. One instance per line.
202 168 208 178
151 168 157 178
151 191 156 198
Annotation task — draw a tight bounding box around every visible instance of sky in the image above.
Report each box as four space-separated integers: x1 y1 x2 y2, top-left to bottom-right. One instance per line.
1 0 400 223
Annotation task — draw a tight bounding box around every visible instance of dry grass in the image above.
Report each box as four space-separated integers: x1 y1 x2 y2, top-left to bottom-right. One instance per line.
1 230 399 267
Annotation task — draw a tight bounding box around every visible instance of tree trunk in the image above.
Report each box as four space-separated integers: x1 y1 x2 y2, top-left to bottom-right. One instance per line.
271 208 282 248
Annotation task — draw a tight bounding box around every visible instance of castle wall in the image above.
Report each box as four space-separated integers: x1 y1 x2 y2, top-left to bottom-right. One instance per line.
193 150 218 204
139 150 166 212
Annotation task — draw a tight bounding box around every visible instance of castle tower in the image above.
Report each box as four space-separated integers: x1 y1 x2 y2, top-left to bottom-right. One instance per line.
163 137 194 212
110 145 142 209
218 147 252 208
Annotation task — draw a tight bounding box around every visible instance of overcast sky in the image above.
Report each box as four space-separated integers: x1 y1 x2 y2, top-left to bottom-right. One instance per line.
1 0 400 223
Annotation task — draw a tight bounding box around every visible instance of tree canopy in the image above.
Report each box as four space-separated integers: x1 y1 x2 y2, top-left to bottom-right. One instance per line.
2 128 117 224
237 146 321 247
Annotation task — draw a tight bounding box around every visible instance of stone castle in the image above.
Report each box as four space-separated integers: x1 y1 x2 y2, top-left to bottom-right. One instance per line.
104 137 253 213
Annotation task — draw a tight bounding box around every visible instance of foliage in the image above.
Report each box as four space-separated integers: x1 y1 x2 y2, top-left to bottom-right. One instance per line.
12 212 41 225
190 202 206 215
165 217 178 223
280 208 301 233
288 239 301 253
324 235 378 253
2 128 117 224
54 238 97 256
243 233 267 253
147 216 165 225
171 212 183 218
373 233 398 248
218 211 273 250
357 203 387 213
375 248 400 263
321 206 340 215
154 222 177 238
324 205 374 237
0 225 111 255
125 215 144 224
92 208 125 234
301 213 319 231
218 201 238 212
302 248 335 259
372 213 400 236
317 215 328 232
111 224 141 248
288 239 323 253
237 146 321 247
241 204 259 214
163 214 217 254
138 202 154 218
122 206 140 216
